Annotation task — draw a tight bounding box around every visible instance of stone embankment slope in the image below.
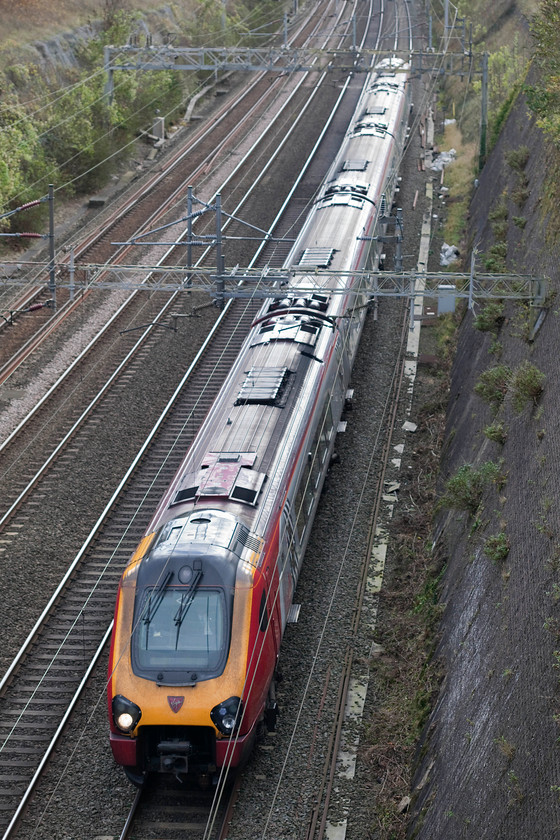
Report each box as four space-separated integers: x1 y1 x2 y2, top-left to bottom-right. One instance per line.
0 3 186 82
409 84 560 837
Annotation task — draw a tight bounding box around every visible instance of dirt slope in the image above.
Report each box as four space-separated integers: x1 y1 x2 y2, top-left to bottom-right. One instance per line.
0 0 177 43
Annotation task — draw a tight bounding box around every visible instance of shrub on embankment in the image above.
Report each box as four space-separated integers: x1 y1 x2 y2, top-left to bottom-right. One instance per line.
0 10 183 235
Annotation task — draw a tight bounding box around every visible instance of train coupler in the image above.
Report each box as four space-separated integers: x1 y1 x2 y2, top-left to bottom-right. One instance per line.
157 739 192 774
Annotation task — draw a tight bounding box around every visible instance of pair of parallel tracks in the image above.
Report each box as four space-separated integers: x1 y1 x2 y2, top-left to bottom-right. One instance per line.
0 4 373 840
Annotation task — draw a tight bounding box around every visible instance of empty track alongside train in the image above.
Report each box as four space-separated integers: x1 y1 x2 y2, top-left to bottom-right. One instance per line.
0 293 260 839
0 0 367 524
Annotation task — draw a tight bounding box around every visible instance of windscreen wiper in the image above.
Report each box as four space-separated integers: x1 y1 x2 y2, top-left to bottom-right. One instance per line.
143 570 173 648
173 568 203 650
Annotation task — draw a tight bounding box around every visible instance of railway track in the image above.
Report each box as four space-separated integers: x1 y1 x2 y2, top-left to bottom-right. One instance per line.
0 0 426 835
301 299 410 840
118 777 236 840
0 0 358 523
213 2 423 837
0 295 260 838
0 0 361 520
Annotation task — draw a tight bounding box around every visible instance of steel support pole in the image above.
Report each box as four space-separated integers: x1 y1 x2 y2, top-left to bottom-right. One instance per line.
69 248 75 302
479 52 489 170
216 194 224 308
468 250 475 309
187 186 193 290
48 184 56 312
395 208 403 272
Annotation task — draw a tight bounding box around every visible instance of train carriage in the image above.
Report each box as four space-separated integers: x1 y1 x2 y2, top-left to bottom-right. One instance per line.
108 57 410 785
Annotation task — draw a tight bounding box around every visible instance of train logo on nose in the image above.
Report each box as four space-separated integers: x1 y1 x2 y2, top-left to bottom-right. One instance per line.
168 696 185 713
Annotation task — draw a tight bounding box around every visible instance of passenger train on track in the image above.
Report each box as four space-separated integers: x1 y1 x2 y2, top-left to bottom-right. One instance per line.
108 57 411 786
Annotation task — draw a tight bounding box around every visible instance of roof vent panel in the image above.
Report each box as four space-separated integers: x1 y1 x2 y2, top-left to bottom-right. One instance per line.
342 159 369 172
230 468 267 505
297 247 336 268
236 366 291 406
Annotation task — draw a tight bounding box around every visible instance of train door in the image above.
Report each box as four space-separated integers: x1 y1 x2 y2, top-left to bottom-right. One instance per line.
263 562 281 657
279 500 300 632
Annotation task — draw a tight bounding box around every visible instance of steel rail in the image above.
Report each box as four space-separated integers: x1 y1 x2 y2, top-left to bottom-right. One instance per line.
0 69 290 385
204 0 397 834
118 786 142 840
0 3 394 836
0 289 226 698
305 2 416 830
294 284 409 840
0 0 346 467
254 1 418 834
0 0 361 545
0 2 315 313
317 308 410 840
0 625 113 840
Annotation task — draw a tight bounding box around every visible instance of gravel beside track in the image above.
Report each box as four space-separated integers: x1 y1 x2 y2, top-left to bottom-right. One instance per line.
224 297 409 840
12 88 432 840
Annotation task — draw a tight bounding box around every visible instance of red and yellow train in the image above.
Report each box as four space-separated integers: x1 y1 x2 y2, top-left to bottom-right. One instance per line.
108 57 410 786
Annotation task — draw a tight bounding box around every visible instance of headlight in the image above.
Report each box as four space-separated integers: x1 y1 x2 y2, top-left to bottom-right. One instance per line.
210 696 242 736
112 694 142 733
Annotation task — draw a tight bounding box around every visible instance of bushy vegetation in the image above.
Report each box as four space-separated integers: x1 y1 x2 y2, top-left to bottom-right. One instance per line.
481 197 510 271
474 365 512 409
505 145 530 172
474 301 505 333
0 11 184 234
441 461 503 515
484 532 510 562
526 0 560 143
484 421 508 444
0 98 52 233
485 38 530 149
511 360 545 412
0 0 278 240
474 361 545 413
439 24 530 149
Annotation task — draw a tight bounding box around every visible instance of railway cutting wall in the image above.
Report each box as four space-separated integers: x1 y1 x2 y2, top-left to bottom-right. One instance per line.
409 80 560 838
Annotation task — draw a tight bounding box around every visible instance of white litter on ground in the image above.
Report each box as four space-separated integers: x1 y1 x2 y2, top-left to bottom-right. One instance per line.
431 148 457 171
440 242 460 266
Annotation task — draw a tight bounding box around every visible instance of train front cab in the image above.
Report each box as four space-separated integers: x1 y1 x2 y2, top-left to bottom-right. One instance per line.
108 510 280 786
